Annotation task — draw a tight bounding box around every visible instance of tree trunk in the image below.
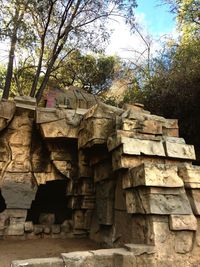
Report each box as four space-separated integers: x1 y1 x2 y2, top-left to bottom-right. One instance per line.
29 49 43 97
35 58 55 102
2 33 18 100
2 7 19 100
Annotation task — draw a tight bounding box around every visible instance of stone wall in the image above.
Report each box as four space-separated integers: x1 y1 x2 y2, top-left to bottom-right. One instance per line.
0 97 200 265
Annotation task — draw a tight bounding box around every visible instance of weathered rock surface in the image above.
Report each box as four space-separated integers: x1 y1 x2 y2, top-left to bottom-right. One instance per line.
187 189 200 215
78 103 123 149
125 188 192 215
1 99 200 266
96 180 115 225
1 172 37 209
169 214 197 231
178 164 200 188
164 140 196 160
108 135 165 157
12 257 64 267
122 163 183 189
0 101 16 131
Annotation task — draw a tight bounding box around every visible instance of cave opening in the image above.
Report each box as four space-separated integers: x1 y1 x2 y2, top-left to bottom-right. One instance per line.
27 180 72 224
0 190 6 213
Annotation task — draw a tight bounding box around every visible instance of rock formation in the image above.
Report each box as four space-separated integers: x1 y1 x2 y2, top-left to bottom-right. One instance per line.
0 95 200 266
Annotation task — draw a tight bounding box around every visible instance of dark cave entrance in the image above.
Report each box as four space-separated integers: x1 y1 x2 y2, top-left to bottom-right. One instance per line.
27 180 72 224
0 190 6 213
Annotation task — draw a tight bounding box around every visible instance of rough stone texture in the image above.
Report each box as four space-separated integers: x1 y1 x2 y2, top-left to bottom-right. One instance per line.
164 140 196 160
96 180 115 225
94 158 113 182
124 243 156 255
78 150 92 178
186 189 200 215
78 103 123 149
111 148 180 171
1 172 37 209
14 96 37 110
174 231 194 254
36 107 83 139
12 257 64 267
40 119 78 139
113 250 136 267
125 188 192 215
25 221 34 233
107 136 165 157
1 99 200 266
178 164 200 188
122 163 183 189
62 251 94 267
73 210 92 230
169 214 197 231
0 209 27 232
115 177 126 211
5 222 25 236
0 100 16 131
34 225 44 235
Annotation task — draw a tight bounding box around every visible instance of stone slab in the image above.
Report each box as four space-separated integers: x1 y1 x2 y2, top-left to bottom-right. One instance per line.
0 100 16 119
108 136 165 157
125 188 192 215
169 214 197 231
40 119 78 139
91 248 125 267
124 244 156 255
120 118 139 131
179 164 200 188
122 163 183 189
1 172 37 209
111 148 179 171
11 258 64 267
78 117 115 149
164 141 196 160
61 251 93 267
83 102 123 120
113 250 136 267
139 119 163 135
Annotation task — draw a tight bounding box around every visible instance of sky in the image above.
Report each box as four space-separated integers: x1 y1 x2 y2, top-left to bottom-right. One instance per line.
106 0 177 60
136 0 175 36
0 0 176 64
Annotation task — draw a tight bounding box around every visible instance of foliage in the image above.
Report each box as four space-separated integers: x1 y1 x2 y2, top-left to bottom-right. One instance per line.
50 50 119 94
0 0 137 101
123 17 200 158
163 0 200 39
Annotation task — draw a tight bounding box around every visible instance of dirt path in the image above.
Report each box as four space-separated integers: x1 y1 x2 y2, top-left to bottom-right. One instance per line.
0 238 99 267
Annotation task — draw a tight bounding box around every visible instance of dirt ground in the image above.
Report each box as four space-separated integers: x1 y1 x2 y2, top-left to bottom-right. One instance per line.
0 238 99 267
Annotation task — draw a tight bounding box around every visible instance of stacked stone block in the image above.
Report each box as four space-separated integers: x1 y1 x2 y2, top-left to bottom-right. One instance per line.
1 97 200 265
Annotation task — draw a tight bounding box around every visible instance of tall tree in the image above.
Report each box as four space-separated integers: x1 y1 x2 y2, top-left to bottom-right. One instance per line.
0 0 34 99
26 0 137 102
